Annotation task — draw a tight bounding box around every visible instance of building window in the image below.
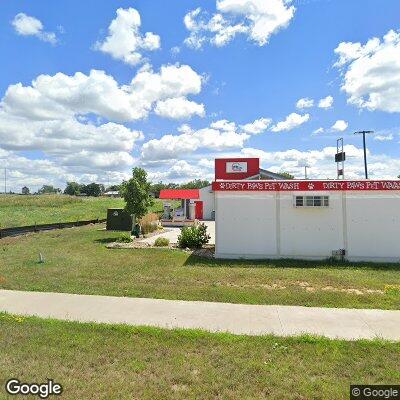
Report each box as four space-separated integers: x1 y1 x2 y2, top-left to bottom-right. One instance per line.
294 196 329 207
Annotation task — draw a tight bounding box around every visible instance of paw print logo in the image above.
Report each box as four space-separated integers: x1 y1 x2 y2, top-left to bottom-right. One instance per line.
308 183 314 190
220 183 225 189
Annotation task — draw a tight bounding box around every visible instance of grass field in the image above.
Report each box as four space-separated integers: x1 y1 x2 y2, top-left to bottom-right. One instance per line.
0 195 165 228
1 225 399 309
0 313 399 400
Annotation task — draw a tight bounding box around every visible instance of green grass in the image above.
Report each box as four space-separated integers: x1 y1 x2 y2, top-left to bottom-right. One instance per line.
0 313 399 400
1 225 399 309
0 195 165 228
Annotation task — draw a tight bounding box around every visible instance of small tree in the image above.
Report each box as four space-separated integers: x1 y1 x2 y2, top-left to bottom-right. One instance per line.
180 179 211 189
81 183 103 197
106 184 121 192
278 171 295 179
37 185 61 194
121 167 153 220
64 181 82 196
21 186 30 195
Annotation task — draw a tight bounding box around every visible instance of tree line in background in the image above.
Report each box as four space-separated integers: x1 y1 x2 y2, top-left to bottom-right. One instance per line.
28 170 396 198
18 178 211 197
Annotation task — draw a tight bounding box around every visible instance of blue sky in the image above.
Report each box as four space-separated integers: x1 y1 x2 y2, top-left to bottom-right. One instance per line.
0 0 399 191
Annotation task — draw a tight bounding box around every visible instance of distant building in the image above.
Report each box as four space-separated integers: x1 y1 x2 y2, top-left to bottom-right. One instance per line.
103 190 121 198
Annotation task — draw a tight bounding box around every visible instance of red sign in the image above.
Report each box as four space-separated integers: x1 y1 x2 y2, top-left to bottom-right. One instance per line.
212 180 400 192
215 158 259 180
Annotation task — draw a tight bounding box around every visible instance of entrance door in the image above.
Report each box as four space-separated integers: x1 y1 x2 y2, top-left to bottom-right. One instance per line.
195 201 203 220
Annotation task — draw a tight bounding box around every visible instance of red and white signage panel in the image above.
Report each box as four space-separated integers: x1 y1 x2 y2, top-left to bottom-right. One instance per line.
215 158 259 180
212 180 400 192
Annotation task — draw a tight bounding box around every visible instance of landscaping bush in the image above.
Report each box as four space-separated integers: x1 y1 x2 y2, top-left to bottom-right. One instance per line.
116 233 132 243
140 213 159 224
141 222 158 235
154 237 170 247
140 213 159 235
177 223 210 249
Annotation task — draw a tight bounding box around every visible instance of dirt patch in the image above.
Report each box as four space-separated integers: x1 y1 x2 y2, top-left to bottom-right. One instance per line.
294 281 384 295
215 280 384 295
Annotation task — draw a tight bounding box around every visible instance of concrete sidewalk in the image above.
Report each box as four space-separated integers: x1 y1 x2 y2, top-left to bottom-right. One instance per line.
1 289 399 341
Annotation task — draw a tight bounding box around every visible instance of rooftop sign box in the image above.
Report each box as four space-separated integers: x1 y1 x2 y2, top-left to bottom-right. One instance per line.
212 180 400 192
215 158 259 180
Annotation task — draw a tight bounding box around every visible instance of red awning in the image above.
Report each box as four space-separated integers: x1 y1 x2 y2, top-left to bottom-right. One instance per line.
159 189 200 200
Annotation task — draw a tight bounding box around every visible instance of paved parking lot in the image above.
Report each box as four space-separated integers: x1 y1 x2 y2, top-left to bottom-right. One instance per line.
140 221 215 246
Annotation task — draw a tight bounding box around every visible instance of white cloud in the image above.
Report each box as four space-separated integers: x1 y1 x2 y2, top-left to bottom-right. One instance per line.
154 97 205 119
374 134 394 142
296 98 314 109
1 65 203 123
148 160 210 182
240 117 271 134
0 113 142 154
140 116 269 161
313 127 324 134
271 113 310 132
210 119 236 131
171 46 181 55
61 151 135 169
95 8 160 66
12 13 57 44
0 148 134 193
184 0 295 49
0 62 206 190
331 120 348 132
318 95 333 109
334 30 400 113
241 145 400 179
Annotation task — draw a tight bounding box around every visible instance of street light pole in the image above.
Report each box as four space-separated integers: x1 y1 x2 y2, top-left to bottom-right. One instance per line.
354 130 373 179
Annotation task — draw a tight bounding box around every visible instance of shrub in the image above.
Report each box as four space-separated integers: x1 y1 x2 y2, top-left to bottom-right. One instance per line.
140 213 159 235
116 233 132 243
141 222 158 235
140 212 159 224
177 223 210 249
154 237 170 247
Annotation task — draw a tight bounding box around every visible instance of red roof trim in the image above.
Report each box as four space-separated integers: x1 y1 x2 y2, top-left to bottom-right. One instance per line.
159 189 200 199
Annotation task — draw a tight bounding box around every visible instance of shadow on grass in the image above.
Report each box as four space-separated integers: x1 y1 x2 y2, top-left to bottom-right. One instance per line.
94 237 121 244
184 253 400 271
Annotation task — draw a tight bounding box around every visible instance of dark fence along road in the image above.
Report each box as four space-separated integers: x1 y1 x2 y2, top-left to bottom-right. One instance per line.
0 219 106 238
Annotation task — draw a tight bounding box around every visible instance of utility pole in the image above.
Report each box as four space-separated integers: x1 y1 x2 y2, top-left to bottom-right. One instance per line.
335 138 345 179
304 165 309 180
354 130 374 179
4 168 6 194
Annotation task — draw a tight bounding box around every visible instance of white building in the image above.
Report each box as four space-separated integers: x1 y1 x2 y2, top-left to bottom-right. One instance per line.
213 179 400 262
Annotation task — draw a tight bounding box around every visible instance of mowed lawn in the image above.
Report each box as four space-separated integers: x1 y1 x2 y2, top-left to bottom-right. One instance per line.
1 314 399 400
0 225 399 309
0 195 165 228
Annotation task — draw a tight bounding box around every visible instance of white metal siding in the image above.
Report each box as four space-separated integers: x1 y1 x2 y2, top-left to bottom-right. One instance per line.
215 192 277 257
215 190 400 262
279 192 344 258
346 193 400 261
199 186 215 220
